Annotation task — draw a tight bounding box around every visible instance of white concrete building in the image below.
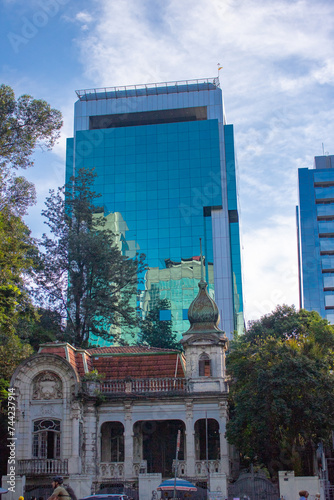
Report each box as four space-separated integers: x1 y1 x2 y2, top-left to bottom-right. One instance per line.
3 278 230 500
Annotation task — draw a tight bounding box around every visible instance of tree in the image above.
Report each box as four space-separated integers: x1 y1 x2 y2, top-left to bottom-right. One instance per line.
36 168 146 347
15 307 63 351
0 331 33 382
226 306 334 478
0 84 63 215
0 208 38 333
0 84 62 171
0 84 63 332
140 299 181 349
246 304 334 350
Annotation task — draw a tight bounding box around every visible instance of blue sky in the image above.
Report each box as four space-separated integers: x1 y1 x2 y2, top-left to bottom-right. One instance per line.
1 0 334 325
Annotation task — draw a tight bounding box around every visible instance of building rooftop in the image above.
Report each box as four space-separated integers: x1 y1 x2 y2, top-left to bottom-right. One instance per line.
314 155 334 170
75 77 220 101
38 342 185 379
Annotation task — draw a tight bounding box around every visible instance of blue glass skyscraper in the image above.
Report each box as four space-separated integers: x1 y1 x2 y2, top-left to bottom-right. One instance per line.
298 154 334 323
66 78 244 344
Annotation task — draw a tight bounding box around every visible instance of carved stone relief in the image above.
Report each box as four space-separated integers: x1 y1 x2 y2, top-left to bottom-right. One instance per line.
219 401 228 419
41 404 57 416
32 371 63 400
185 401 193 420
124 402 132 421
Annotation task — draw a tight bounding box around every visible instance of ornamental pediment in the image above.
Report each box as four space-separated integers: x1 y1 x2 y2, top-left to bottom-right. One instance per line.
186 334 219 345
32 371 63 400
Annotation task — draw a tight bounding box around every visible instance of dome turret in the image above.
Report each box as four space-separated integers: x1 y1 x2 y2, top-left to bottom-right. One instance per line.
184 278 225 336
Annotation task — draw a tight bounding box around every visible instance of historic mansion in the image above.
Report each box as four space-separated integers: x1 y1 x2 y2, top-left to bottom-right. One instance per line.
3 279 231 500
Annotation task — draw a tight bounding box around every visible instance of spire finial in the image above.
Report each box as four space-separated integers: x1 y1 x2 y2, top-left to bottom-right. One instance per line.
200 238 205 282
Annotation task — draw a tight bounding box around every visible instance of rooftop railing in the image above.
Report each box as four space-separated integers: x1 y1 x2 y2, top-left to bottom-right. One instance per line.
75 77 220 101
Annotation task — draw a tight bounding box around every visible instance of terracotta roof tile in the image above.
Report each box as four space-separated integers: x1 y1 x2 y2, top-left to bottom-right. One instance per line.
87 346 180 355
75 353 86 377
92 353 185 379
38 342 185 380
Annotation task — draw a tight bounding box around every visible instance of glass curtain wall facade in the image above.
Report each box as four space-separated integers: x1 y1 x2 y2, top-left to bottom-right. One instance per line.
298 155 334 323
66 78 244 344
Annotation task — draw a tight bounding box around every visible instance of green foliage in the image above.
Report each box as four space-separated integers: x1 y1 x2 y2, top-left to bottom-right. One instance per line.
226 305 334 477
0 331 33 382
0 83 62 334
82 369 105 381
0 174 36 217
139 299 181 350
15 307 63 351
0 84 62 171
0 208 38 333
0 84 62 217
36 168 146 347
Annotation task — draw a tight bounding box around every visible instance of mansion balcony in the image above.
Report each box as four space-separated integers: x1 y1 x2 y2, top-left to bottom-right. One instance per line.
83 377 228 396
97 460 223 480
17 459 68 476
98 377 188 395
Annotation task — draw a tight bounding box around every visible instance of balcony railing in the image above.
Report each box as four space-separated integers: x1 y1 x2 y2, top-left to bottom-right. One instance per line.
17 459 68 476
99 462 124 479
173 459 222 477
101 377 187 394
98 462 147 479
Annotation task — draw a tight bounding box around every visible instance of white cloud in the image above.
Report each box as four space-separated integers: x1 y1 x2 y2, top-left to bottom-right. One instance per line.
75 11 93 24
242 214 299 324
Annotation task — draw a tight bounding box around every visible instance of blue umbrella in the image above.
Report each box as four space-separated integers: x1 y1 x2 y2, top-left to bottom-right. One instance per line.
157 478 197 491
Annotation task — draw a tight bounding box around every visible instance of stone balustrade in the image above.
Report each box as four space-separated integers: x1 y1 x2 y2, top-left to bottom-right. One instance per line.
101 377 187 394
172 459 222 477
98 462 147 479
99 462 124 479
17 459 68 475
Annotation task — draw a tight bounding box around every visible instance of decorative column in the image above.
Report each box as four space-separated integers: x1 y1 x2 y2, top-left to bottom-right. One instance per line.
123 402 134 480
185 400 195 477
68 401 81 474
83 402 98 476
219 401 229 474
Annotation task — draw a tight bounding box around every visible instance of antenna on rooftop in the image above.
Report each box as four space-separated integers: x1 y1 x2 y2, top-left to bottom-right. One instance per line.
322 143 325 155
200 238 204 282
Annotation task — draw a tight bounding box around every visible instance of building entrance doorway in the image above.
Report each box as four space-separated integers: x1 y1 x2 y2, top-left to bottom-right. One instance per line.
137 420 185 477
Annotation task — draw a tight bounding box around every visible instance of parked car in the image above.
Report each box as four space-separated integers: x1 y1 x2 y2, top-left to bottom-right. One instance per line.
80 495 129 500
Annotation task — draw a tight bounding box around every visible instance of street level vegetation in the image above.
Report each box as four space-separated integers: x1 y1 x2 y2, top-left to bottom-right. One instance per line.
226 304 334 478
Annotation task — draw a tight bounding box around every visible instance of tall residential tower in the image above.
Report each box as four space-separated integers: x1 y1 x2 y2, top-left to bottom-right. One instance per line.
298 154 334 322
66 78 244 343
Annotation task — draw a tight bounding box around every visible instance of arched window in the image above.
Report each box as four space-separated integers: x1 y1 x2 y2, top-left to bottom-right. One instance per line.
101 422 124 462
32 419 60 459
199 353 211 377
194 418 220 460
